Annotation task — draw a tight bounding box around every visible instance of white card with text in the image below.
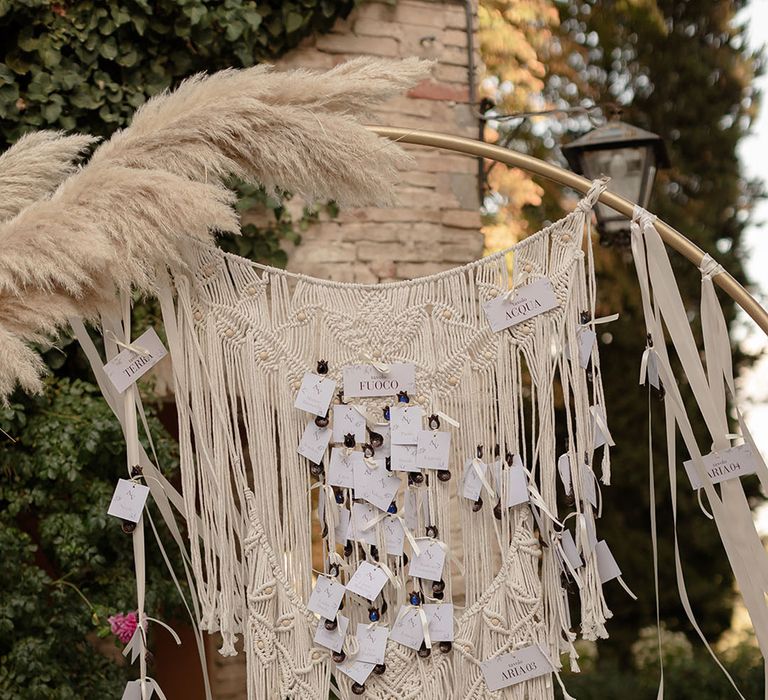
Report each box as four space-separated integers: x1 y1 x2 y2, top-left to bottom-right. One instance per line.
505 455 529 507
462 458 487 501
343 363 416 399
297 422 332 464
350 502 379 545
314 613 349 652
294 373 336 416
391 443 419 473
307 575 346 620
416 430 451 470
595 540 622 584
104 327 168 394
328 447 362 489
408 538 446 581
334 507 351 543
382 516 405 556
390 606 424 650
577 327 597 368
683 444 758 490
425 603 454 642
390 406 423 445
346 561 389 601
336 658 376 685
480 645 553 691
107 479 150 523
355 623 389 664
354 459 401 512
482 278 558 333
332 405 367 444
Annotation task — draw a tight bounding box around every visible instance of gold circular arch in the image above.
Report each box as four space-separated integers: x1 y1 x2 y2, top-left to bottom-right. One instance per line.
371 126 768 336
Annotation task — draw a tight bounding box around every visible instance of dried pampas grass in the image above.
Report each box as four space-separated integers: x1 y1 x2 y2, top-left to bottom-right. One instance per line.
0 131 96 221
0 58 432 400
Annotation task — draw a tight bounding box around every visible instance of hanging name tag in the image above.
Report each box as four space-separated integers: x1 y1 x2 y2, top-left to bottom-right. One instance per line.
425 603 454 642
343 363 416 398
328 447 362 489
559 529 583 570
335 507 351 542
505 455 529 507
333 405 367 444
416 430 451 470
557 454 572 495
355 623 389 664
390 406 423 445
336 658 376 685
351 502 379 545
354 459 401 512
580 464 598 509
595 540 622 584
577 327 597 368
482 279 558 333
591 405 611 449
403 490 419 532
391 443 419 473
104 327 167 394
297 422 332 464
390 606 424 650
383 516 405 556
682 444 758 490
307 575 346 620
408 538 446 581
462 458 487 501
480 645 553 691
108 479 150 523
314 613 349 653
294 373 336 416
120 681 144 700
346 561 389 601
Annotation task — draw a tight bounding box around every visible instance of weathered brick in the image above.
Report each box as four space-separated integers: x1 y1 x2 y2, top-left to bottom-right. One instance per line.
353 18 403 39
408 79 469 102
315 33 399 56
290 241 357 264
393 2 447 28
396 261 457 279
442 209 483 228
444 28 469 48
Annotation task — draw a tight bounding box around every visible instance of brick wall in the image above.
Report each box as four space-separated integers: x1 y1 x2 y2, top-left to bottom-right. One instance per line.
208 2 481 696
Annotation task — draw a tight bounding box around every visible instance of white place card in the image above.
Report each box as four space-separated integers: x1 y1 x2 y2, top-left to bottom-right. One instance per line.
350 502 379 545
595 540 622 584
355 623 389 664
683 444 758 490
297 422 332 464
559 530 583 570
416 430 451 470
307 575 346 620
557 454 572 495
425 603 454 642
343 363 416 399
294 373 337 416
336 658 376 685
403 490 419 532
462 458 487 501
505 455 529 507
390 606 424 650
408 538 446 581
314 613 350 653
373 423 392 458
382 516 405 556
577 327 597 368
120 681 144 700
333 405 367 444
328 448 362 489
482 278 559 333
391 443 419 473
108 479 150 523
390 406 423 445
104 327 168 394
334 507 351 543
346 561 389 601
354 459 401 512
592 405 610 449
581 464 598 508
480 645 553 692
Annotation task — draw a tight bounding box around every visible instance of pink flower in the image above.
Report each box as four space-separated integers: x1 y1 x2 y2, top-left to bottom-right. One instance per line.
108 611 138 644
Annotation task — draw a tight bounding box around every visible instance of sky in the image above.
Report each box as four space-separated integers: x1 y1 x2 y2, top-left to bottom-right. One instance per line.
734 0 768 530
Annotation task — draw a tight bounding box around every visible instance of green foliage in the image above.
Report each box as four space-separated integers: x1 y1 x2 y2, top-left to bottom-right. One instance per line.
0 0 355 144
0 377 183 697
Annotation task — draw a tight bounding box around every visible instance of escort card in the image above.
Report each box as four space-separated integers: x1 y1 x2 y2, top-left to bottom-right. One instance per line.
403 490 419 532
425 603 454 642
592 405 610 449
355 623 389 664
294 373 336 416
557 454 572 495
343 363 416 399
382 516 405 556
482 278 559 333
314 613 349 652
332 405 367 444
354 459 401 512
462 458 487 501
390 406 424 445
107 479 150 523
104 327 168 394
346 561 389 601
328 447 362 489
374 423 392 458
416 430 451 470
390 606 424 650
334 507 351 543
408 538 446 581
391 443 419 473
307 575 346 620
577 327 597 368
595 540 622 584
559 529 583 570
297 422 332 464
505 455 529 507
581 464 598 508
350 502 379 545
480 645 553 692
682 444 758 490
336 658 376 685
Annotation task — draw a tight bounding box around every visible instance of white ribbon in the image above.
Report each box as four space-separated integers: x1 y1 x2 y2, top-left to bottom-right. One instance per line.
590 405 615 447
365 355 391 374
435 410 460 428
418 607 432 649
104 328 152 357
470 458 496 500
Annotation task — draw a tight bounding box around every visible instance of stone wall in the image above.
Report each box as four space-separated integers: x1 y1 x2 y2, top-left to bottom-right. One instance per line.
208 1 481 696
